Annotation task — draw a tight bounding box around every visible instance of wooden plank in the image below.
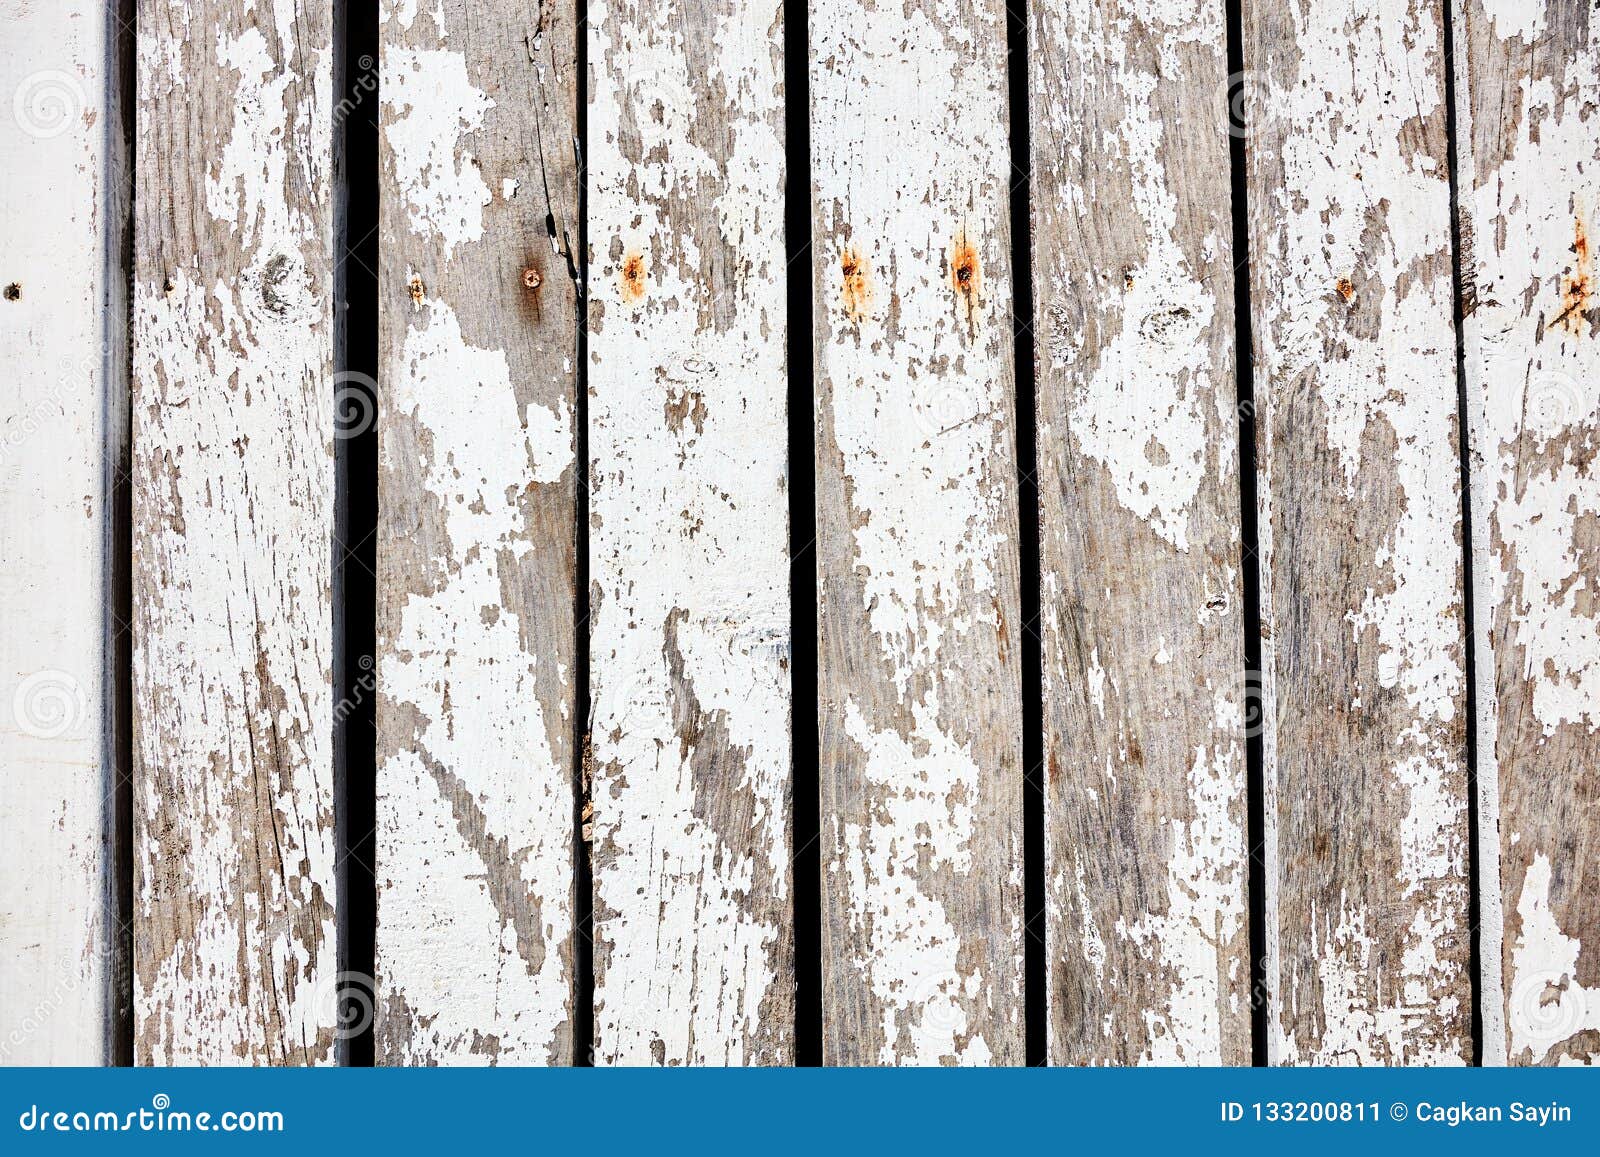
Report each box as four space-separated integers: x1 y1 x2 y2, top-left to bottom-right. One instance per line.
587 0 794 1065
812 0 1025 1065
1243 0 1472 1063
0 0 127 1066
132 0 338 1064
374 0 580 1066
1030 0 1250 1064
1453 0 1600 1067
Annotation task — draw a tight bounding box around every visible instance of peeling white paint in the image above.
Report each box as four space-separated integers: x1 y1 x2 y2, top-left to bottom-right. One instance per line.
377 298 573 1063
1253 1 1469 1065
382 46 493 255
1509 855 1600 1064
1115 700 1245 1063
813 0 1023 1065
1055 20 1218 552
588 0 792 1065
1455 1 1600 1065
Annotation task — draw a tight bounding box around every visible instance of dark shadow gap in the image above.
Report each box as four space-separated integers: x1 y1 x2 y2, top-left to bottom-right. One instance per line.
1223 0 1269 1069
1004 0 1047 1069
1439 4 1484 1067
110 0 136 1069
573 0 595 1069
785 1 821 1069
333 0 378 1068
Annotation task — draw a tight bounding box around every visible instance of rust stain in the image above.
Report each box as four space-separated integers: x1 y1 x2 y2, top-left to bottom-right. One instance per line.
1335 277 1355 303
620 249 647 305
1552 215 1591 336
407 275 424 308
948 229 981 330
520 263 544 323
840 244 873 323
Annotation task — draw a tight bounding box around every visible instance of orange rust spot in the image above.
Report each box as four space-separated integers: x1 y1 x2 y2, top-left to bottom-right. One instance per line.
840 244 873 323
948 230 981 329
620 249 647 305
408 275 424 307
1335 277 1355 302
1553 215 1592 337
522 267 543 291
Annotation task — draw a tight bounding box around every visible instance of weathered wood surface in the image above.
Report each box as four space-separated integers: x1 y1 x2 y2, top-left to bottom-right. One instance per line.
587 0 794 1065
375 0 580 1066
812 0 1026 1065
132 0 338 1064
1244 0 1472 1063
1031 0 1250 1065
1454 0 1600 1067
0 0 127 1066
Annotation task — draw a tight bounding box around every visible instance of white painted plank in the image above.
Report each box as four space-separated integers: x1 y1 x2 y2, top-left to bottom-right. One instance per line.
812 0 1026 1065
1243 0 1472 1064
1453 0 1600 1067
375 0 580 1065
587 0 794 1065
132 0 339 1064
1030 0 1250 1065
0 0 127 1067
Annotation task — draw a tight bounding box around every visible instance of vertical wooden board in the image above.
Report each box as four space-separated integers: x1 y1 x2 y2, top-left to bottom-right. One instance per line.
132 0 338 1064
375 0 579 1066
1030 0 1250 1065
0 0 127 1065
1453 0 1600 1066
1243 0 1472 1063
587 0 794 1064
812 0 1025 1065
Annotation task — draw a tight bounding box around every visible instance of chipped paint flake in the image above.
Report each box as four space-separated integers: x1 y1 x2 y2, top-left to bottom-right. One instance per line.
381 46 494 255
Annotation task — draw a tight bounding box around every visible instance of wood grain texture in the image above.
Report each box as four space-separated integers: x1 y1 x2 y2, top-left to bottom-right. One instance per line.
0 0 128 1066
1030 0 1250 1065
812 0 1025 1065
375 0 579 1066
587 0 794 1065
1243 0 1472 1063
132 0 338 1064
1453 0 1600 1067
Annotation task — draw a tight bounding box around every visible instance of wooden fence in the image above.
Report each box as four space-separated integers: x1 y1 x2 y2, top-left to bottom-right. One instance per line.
1 0 1596 1067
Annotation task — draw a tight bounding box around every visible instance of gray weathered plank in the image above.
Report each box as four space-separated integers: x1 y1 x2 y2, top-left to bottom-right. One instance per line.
0 0 129 1066
1031 0 1251 1065
132 0 338 1064
1453 0 1600 1066
1243 0 1472 1063
375 0 580 1066
812 0 1026 1065
587 0 794 1065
